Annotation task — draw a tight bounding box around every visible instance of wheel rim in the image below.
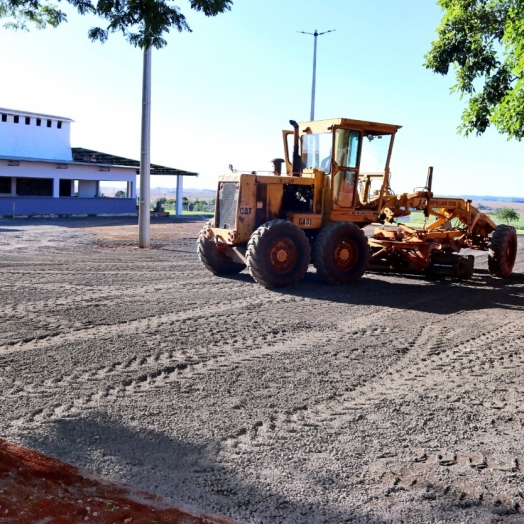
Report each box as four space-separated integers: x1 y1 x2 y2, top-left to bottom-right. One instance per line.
268 238 297 274
333 238 358 271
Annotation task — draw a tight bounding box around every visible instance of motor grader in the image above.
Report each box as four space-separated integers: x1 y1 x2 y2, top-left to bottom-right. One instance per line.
197 117 518 288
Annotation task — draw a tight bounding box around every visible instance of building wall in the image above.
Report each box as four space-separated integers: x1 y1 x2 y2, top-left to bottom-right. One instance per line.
0 110 72 161
0 158 138 214
0 197 136 216
78 180 99 198
0 160 137 199
0 108 190 215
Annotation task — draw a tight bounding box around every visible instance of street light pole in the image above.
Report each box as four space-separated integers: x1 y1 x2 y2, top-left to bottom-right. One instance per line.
138 46 152 248
299 29 335 120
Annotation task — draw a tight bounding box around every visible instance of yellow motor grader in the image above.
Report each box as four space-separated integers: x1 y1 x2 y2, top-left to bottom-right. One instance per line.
197 117 518 288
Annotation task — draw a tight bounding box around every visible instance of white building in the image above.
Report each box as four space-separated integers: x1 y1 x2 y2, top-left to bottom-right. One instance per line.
0 108 196 216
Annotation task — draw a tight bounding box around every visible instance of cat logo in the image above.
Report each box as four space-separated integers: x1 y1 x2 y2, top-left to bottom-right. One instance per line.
239 207 252 215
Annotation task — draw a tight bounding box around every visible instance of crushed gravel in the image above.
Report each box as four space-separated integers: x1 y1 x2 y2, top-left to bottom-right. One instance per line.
1 215 524 523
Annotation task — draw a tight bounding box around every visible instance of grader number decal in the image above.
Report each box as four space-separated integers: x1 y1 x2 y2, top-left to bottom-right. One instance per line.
299 218 311 226
431 199 458 208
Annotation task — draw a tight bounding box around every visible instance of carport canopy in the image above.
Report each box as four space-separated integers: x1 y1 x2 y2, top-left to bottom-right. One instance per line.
71 148 198 177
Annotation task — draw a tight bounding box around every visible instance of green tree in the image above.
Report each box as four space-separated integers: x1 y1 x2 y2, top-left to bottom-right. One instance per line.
115 190 126 198
1 0 232 50
0 0 66 29
193 200 209 212
494 206 520 224
425 0 524 139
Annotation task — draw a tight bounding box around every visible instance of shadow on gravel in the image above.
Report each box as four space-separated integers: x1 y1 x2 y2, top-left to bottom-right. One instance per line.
23 412 387 524
260 270 524 316
20 413 520 523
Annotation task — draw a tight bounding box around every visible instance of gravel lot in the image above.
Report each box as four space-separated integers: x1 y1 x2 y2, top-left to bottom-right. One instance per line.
1 216 524 524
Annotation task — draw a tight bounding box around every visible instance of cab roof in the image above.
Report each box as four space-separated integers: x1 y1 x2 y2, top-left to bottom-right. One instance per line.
297 117 402 135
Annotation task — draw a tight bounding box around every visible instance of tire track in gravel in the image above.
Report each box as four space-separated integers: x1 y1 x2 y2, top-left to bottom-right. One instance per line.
2 279 469 431
3 308 386 421
0 278 253 345
287 305 524 435
207 283 524 518
328 309 524 517
0 262 457 357
0 285 297 355
2 223 524 523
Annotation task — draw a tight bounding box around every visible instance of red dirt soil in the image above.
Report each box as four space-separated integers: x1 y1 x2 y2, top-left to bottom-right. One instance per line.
0 439 236 524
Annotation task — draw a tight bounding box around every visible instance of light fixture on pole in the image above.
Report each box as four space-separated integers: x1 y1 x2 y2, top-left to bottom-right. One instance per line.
298 29 335 120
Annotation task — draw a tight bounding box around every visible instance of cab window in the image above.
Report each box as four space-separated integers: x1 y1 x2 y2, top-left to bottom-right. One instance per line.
301 132 332 173
334 129 360 169
360 133 392 173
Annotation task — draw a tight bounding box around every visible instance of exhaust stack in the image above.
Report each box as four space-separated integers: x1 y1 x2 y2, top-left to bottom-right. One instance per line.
289 120 302 177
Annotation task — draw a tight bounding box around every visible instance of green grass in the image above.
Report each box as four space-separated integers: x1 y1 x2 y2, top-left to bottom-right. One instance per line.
162 207 524 232
166 209 213 216
401 210 524 233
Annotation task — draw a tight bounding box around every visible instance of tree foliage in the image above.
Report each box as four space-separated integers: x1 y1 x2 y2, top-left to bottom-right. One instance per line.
0 0 68 29
1 0 232 49
494 206 520 223
425 0 524 139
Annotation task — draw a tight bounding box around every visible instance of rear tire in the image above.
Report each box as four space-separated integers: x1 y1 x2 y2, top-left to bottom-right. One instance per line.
197 221 246 275
246 220 310 288
488 225 517 278
312 222 370 284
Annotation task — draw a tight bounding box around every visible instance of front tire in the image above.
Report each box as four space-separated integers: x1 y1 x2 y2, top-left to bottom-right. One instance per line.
246 220 310 288
312 222 370 284
197 221 246 275
488 225 517 278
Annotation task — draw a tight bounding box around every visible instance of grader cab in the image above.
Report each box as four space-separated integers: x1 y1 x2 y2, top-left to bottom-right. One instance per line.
197 118 517 288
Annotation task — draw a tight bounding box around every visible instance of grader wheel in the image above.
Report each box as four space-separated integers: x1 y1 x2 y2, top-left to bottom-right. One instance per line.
312 222 370 285
197 221 246 275
488 225 518 278
246 220 310 288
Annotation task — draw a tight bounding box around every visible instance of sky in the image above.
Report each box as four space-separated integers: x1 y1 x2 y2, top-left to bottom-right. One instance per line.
1 0 522 197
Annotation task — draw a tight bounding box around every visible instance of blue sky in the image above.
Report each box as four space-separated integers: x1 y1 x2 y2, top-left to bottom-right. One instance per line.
1 0 522 196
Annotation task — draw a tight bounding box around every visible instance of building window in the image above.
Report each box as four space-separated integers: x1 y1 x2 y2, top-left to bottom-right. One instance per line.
47 120 52 128
14 116 19 124
1 114 6 122
25 117 31 125
16 177 53 196
0 177 11 194
59 179 73 197
36 119 41 126
57 121 62 129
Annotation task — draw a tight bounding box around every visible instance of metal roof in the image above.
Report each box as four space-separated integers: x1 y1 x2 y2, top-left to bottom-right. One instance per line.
0 107 74 122
298 117 402 134
71 148 198 176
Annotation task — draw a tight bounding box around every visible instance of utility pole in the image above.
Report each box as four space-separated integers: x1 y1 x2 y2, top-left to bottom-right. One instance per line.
138 46 152 248
299 29 335 120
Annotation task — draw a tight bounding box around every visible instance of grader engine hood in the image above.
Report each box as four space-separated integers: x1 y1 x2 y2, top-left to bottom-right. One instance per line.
213 173 257 243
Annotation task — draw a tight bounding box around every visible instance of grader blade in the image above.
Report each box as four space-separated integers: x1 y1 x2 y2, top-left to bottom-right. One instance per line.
427 253 474 279
368 224 476 279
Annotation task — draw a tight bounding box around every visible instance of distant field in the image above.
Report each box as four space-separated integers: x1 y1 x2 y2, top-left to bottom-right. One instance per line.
145 189 524 231
404 209 524 232
149 189 215 201
473 199 524 214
